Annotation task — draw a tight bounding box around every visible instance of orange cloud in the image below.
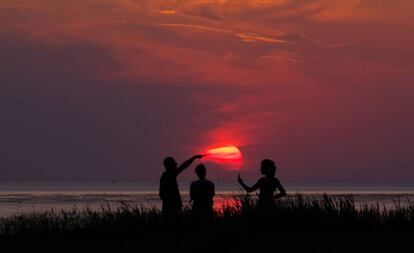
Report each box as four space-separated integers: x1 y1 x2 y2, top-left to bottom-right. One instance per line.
159 9 176 15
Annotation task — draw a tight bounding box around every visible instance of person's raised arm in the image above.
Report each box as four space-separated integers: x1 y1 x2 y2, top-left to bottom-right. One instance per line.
274 178 287 199
237 174 260 193
176 154 203 175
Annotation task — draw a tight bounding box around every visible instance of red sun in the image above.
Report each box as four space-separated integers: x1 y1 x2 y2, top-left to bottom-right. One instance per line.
203 145 243 169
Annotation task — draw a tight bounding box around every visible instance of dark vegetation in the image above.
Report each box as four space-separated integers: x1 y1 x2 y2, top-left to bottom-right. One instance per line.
0 194 413 252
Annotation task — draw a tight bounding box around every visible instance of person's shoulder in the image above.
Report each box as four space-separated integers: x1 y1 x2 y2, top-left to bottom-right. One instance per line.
206 180 215 186
273 177 281 184
253 177 264 186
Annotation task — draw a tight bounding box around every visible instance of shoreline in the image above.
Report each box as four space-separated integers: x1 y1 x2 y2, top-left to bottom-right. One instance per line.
0 192 414 218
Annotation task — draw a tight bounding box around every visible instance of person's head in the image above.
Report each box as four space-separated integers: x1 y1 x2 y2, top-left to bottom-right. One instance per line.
260 159 276 177
195 164 207 179
163 157 177 172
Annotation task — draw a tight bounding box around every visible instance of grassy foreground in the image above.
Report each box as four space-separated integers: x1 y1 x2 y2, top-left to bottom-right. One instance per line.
0 194 413 252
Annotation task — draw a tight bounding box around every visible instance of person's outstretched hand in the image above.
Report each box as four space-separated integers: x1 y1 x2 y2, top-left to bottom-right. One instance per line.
237 173 243 184
193 154 204 159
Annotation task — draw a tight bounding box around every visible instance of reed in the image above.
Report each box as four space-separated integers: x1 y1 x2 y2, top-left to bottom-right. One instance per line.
1 194 413 237
0 194 413 253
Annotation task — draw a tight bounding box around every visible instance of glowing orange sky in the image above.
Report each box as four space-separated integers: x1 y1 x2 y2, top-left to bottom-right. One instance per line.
1 0 413 182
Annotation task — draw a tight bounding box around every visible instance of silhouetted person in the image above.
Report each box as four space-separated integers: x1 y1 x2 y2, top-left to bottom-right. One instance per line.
238 159 286 213
190 164 215 225
159 154 203 224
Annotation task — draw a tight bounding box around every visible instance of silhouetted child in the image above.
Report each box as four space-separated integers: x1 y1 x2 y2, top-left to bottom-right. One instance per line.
159 154 203 224
238 159 286 214
190 164 215 226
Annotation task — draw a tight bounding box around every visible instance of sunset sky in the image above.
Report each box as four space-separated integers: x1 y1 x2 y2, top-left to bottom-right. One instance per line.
1 0 413 183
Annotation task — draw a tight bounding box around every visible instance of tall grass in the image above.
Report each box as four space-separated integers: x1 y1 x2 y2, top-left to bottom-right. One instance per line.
1 194 413 238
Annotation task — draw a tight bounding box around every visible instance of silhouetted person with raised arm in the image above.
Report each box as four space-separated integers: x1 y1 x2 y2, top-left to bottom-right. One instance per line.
238 159 286 214
159 154 203 224
190 164 215 226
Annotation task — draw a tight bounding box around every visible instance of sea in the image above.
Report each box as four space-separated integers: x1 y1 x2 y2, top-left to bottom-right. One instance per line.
0 182 414 217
